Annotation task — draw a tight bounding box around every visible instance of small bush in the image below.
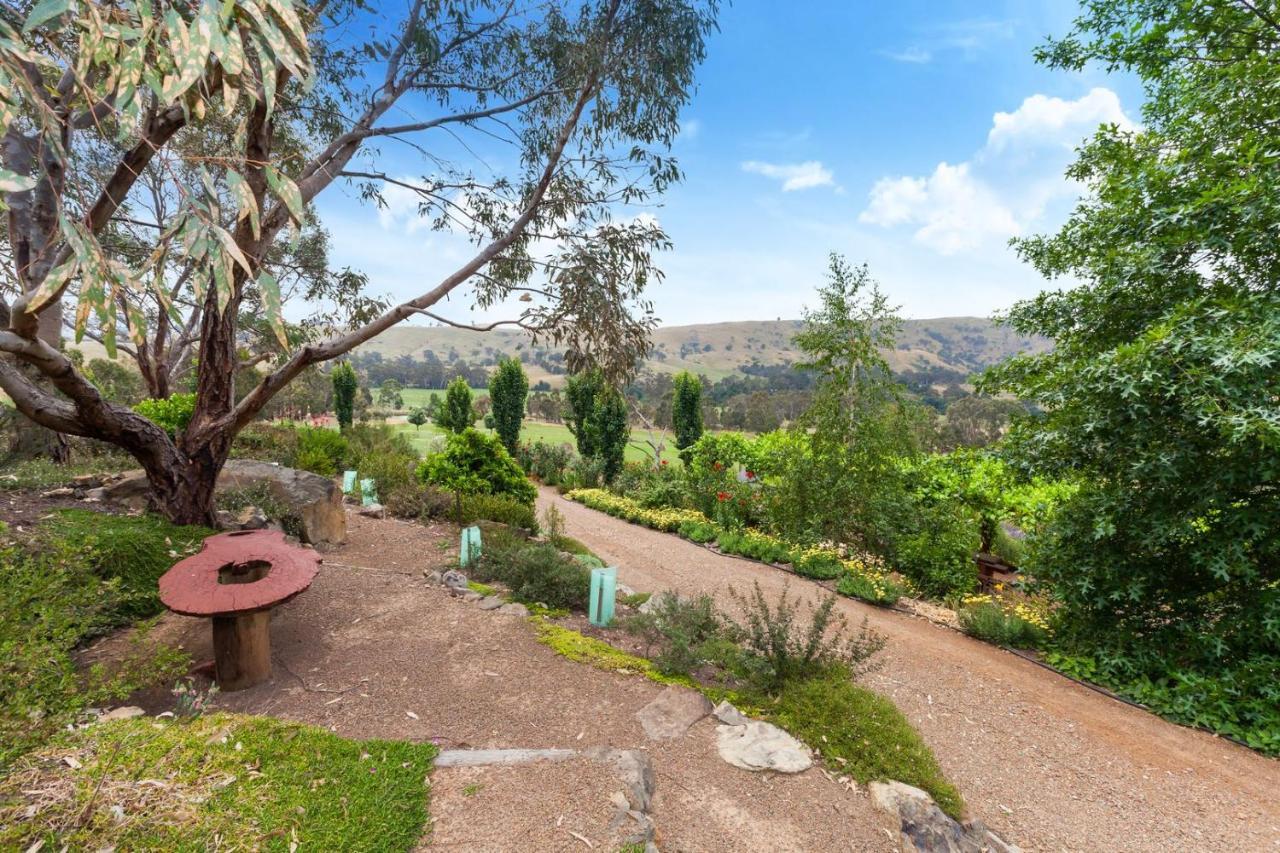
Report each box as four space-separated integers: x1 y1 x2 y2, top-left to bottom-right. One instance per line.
382 483 455 521
715 528 792 564
726 582 884 693
678 519 719 543
891 503 979 597
133 393 196 437
958 600 1048 649
792 548 845 580
230 423 300 465
471 539 590 611
216 485 305 539
517 440 575 486
623 593 724 677
419 428 536 506
294 426 350 476
836 571 903 606
462 493 539 532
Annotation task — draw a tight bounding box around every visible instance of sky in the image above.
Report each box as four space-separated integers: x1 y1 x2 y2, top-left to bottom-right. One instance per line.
314 0 1143 328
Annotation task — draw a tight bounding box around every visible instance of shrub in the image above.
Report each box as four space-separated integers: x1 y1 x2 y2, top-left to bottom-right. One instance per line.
958 599 1048 649
890 502 979 597
623 592 724 677
331 361 358 429
383 483 455 521
346 424 420 493
517 440 574 485
792 547 845 580
461 493 539 532
434 377 476 433
231 423 300 465
217 485 304 539
489 357 528 454
471 538 590 610
678 519 719 543
715 528 792 564
419 428 536 506
133 393 196 437
726 582 884 693
836 570 903 607
294 426 350 477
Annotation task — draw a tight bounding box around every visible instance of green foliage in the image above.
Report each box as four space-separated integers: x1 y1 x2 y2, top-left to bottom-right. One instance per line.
980 2 1280 724
293 426 349 477
376 378 405 410
714 528 792 564
792 549 845 580
0 452 133 492
346 424 421 494
593 386 630 484
435 377 477 433
672 370 704 462
40 510 212 623
726 582 884 693
0 714 437 850
515 440 575 486
1 511 210 767
564 370 604 458
471 536 590 610
623 592 724 677
85 358 145 406
331 362 358 430
419 428 536 506
489 357 529 454
958 601 1047 649
888 501 979 598
461 492 539 532
678 519 718 543
383 483 455 521
767 674 963 818
217 485 305 539
133 393 196 438
836 571 904 607
407 407 429 430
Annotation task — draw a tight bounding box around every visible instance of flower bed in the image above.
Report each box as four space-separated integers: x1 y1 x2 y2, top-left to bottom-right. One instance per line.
565 489 909 608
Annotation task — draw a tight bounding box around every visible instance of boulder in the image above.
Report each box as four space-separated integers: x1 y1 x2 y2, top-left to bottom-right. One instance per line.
99 706 145 722
635 685 712 740
712 700 749 726
715 721 811 773
441 569 469 592
869 781 1022 853
478 595 505 611
496 602 529 617
216 505 269 532
103 461 345 545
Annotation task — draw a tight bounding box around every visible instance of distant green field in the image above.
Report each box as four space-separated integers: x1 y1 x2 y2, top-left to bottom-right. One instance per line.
399 386 487 410
390 418 671 464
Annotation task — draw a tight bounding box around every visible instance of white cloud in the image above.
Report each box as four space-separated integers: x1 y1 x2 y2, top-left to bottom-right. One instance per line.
858 87 1136 255
882 18 1015 64
741 160 834 192
678 118 701 141
882 46 932 64
861 163 1023 255
987 87 1138 152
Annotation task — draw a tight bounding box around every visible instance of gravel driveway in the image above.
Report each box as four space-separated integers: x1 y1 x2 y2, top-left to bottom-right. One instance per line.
539 486 1280 852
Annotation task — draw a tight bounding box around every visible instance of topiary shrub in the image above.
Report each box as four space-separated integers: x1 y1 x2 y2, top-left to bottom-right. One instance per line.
418 428 536 506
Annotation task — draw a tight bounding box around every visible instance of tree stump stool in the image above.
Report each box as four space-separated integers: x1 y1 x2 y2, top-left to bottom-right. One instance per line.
159 530 321 691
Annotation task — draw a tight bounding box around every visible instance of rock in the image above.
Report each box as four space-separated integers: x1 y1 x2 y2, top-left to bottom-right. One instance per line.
496 602 529 617
635 685 712 740
73 473 103 489
103 461 346 545
424 569 444 583
715 721 811 773
869 781 1022 853
461 591 483 602
82 487 106 502
358 503 385 518
712 700 749 726
478 595 504 611
638 591 678 615
99 706 145 722
617 583 637 597
441 569 469 592
40 486 76 498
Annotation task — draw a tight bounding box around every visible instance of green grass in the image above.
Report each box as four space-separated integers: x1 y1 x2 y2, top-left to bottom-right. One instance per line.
0 713 437 851
390 418 662 463
400 386 488 410
0 452 134 491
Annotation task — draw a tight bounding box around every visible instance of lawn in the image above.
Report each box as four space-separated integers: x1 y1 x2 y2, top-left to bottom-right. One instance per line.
391 418 672 464
399 386 488 410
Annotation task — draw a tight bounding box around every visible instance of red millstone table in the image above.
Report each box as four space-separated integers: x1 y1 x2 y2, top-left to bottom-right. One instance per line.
159 529 321 691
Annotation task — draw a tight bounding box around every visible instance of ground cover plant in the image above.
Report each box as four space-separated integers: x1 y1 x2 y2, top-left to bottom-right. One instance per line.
1 511 211 768
1 714 437 851
469 525 591 611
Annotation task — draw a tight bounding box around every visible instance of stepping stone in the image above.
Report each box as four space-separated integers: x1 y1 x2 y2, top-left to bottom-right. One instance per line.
478 595 504 610
496 602 529 617
635 685 712 740
716 720 812 773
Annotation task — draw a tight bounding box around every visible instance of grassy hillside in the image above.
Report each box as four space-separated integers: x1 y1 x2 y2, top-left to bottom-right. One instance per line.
357 317 1050 384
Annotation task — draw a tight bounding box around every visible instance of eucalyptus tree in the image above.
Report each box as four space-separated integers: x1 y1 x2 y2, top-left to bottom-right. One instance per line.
0 0 716 522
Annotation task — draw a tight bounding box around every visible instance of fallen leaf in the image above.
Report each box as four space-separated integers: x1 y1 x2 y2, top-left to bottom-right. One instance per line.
405 710 419 720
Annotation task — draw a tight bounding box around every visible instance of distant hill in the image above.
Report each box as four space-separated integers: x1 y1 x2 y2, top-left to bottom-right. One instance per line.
356 317 1050 386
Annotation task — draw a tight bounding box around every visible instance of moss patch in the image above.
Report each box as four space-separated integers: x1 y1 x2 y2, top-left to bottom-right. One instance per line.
533 619 692 687
467 580 500 597
1 713 437 851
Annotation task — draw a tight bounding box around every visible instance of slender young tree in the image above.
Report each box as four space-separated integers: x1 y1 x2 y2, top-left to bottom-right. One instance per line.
0 0 716 523
671 370 703 462
488 357 528 454
564 369 604 458
592 385 629 484
331 362 357 430
435 377 475 433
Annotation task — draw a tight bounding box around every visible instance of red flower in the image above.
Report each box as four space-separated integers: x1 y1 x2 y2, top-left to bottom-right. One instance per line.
712 461 724 471
745 470 755 479
660 459 668 466
716 491 731 502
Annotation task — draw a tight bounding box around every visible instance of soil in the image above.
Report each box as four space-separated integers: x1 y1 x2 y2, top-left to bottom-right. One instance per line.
539 487 1280 853
95 510 895 851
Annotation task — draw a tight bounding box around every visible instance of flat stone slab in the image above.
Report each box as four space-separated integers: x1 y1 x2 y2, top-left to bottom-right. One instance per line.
158 529 321 617
635 685 712 740
716 720 812 773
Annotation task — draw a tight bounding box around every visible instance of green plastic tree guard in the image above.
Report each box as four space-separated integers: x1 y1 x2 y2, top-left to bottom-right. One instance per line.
342 470 358 495
360 478 378 506
460 525 482 567
589 566 617 627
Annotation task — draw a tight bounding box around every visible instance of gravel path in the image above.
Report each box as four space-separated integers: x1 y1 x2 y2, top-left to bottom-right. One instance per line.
540 487 1280 852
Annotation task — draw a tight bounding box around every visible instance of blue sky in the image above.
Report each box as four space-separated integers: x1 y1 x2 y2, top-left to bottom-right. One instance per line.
316 1 1142 327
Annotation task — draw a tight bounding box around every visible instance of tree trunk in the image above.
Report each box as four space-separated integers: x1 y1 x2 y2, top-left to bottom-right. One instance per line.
140 443 225 527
